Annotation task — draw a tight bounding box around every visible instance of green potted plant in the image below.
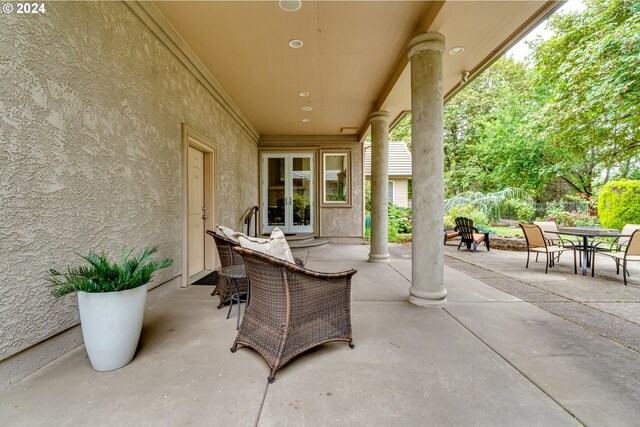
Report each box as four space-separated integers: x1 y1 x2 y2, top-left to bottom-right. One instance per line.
47 246 172 371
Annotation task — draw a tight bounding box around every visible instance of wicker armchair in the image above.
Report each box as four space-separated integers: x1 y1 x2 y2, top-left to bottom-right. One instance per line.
231 246 357 383
206 230 247 308
206 230 306 308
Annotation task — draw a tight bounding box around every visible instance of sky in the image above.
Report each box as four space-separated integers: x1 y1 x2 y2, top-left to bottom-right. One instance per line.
506 0 586 62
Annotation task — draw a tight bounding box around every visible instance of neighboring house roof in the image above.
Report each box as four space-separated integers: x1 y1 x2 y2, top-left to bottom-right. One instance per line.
364 141 412 178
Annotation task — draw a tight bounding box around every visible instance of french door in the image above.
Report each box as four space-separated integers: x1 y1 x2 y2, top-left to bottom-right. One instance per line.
261 153 314 234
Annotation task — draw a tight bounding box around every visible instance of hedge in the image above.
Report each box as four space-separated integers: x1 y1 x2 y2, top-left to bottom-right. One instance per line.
598 179 640 230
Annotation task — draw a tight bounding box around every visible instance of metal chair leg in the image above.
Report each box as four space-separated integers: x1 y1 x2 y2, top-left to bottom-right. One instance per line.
545 252 549 274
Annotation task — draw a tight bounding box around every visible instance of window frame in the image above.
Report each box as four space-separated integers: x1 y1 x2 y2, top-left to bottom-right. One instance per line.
321 150 352 207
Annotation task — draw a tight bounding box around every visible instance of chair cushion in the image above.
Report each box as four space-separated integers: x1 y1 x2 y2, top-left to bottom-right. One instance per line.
472 233 485 244
216 225 241 243
239 227 295 263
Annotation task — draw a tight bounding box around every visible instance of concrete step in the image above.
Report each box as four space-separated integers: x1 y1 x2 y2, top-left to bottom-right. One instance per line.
259 232 329 248
288 238 330 249
284 233 315 242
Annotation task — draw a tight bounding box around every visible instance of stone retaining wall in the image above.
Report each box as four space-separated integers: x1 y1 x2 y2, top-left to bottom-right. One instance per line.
489 236 527 252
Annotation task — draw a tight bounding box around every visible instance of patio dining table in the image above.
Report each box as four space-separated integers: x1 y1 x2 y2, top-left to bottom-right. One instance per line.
548 229 630 276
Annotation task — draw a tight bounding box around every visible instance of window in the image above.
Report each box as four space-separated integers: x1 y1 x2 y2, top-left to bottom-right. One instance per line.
388 181 394 204
322 151 351 207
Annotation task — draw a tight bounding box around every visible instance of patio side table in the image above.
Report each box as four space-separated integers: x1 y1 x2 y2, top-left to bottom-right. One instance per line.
219 264 247 330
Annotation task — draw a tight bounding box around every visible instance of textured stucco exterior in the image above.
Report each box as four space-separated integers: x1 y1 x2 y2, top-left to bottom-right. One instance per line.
319 146 364 239
0 0 257 380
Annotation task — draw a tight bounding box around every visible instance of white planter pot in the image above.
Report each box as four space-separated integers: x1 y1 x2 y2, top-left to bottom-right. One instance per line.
77 285 147 371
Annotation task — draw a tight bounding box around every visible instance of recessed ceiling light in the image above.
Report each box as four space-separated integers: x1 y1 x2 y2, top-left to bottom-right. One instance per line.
289 39 304 49
302 118 311 123
279 0 301 12
298 91 310 97
449 46 464 55
301 106 313 112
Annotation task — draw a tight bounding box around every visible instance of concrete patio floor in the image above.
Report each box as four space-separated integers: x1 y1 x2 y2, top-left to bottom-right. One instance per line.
1 243 639 426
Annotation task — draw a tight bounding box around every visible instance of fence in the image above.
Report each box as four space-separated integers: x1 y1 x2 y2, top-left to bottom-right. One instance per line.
501 201 591 221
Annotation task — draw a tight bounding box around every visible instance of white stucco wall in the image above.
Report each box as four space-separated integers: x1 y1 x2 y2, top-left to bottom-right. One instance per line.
0 0 257 377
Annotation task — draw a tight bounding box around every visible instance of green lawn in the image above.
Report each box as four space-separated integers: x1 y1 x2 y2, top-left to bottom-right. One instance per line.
372 228 522 242
489 226 523 237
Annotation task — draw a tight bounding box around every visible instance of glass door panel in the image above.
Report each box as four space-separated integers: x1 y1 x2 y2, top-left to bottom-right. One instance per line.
291 156 312 232
266 157 286 228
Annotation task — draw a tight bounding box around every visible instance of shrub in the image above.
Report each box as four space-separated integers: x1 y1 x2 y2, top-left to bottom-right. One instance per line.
444 188 528 223
444 204 489 228
513 201 535 222
598 179 640 230
546 211 599 227
388 203 412 241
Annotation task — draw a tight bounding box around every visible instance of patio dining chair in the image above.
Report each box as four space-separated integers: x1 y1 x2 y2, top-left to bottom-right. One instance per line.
454 217 489 252
533 221 578 247
591 229 640 285
520 223 577 274
592 224 640 254
533 220 581 265
231 246 357 383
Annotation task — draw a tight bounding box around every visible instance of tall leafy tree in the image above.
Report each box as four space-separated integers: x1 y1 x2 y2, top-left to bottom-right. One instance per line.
390 113 412 148
527 0 640 195
394 0 640 199
443 56 541 195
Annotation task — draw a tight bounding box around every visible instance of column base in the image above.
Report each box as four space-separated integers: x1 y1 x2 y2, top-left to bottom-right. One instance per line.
368 253 390 263
408 287 447 307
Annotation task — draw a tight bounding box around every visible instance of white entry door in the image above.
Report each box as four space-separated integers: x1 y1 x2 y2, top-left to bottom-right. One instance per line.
187 146 205 275
262 153 314 234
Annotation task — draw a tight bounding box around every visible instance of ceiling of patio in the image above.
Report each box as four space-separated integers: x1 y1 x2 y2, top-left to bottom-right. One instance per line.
154 1 558 139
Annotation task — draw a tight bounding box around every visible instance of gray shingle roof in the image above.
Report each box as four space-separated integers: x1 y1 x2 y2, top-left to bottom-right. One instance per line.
364 141 412 177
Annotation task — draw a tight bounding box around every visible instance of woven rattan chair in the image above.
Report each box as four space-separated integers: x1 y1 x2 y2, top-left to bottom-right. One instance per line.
206 230 247 308
591 229 640 285
520 223 576 274
206 230 305 308
231 246 356 383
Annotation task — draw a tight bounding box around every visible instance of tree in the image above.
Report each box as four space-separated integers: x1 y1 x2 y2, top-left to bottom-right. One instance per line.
443 56 541 195
527 0 640 195
390 113 412 149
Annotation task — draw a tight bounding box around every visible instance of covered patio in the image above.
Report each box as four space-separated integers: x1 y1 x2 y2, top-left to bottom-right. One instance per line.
2 244 639 426
1 0 571 389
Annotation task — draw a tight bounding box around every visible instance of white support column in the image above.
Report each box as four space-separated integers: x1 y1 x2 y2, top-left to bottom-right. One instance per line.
407 32 447 306
368 111 391 263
